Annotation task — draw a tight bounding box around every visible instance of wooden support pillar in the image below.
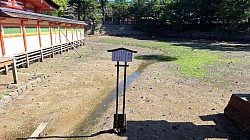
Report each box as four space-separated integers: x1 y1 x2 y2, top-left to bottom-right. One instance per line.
0 22 8 74
37 21 43 62
81 25 85 46
51 46 54 58
37 21 42 48
21 20 29 68
40 49 44 62
49 23 53 46
76 26 78 47
21 20 28 52
66 26 69 52
49 23 54 58
4 65 8 75
25 53 29 68
0 58 18 84
12 58 18 84
0 23 5 56
58 24 62 54
71 25 74 49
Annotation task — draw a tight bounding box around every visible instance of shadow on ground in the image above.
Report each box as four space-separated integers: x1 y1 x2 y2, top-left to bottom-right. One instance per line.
134 55 177 62
17 114 248 140
128 36 250 52
173 42 250 52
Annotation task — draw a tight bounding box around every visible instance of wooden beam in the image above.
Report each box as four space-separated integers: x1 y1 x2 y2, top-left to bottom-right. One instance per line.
28 122 48 140
12 58 18 84
4 65 8 75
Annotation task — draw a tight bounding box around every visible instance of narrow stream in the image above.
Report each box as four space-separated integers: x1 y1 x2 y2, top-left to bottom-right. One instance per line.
73 61 155 136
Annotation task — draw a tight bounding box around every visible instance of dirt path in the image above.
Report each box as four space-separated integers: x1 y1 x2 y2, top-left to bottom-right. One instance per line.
0 36 249 139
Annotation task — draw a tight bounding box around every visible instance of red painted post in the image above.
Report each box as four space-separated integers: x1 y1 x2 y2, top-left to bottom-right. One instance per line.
21 20 27 52
66 25 69 51
37 21 43 62
21 20 29 68
37 21 42 48
71 24 74 49
49 23 53 46
0 23 5 56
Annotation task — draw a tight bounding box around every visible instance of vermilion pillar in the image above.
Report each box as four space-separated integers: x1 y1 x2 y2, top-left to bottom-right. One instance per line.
71 24 73 42
37 21 42 48
0 23 5 56
65 25 68 43
58 24 61 43
76 26 78 41
21 20 27 52
49 23 53 46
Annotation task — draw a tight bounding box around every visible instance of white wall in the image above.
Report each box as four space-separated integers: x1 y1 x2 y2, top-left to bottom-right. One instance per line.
77 30 81 40
1 27 85 57
67 32 73 42
61 31 67 44
26 35 40 52
72 31 77 41
4 37 25 56
41 34 51 48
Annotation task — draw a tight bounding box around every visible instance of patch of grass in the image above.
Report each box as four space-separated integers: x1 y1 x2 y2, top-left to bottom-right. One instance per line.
89 37 232 78
0 89 11 99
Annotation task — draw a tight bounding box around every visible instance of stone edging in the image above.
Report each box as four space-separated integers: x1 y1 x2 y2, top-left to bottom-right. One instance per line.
0 74 49 107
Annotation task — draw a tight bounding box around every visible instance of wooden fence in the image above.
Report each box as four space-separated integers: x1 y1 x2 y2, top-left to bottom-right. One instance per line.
0 39 85 73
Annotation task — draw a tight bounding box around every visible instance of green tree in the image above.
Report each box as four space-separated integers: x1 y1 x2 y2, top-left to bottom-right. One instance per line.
42 0 68 17
216 0 250 32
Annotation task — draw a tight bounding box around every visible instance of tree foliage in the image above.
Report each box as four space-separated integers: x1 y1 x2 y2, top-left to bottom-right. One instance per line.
47 0 249 34
123 0 249 33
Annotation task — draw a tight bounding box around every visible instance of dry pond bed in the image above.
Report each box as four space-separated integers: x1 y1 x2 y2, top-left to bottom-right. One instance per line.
0 36 249 140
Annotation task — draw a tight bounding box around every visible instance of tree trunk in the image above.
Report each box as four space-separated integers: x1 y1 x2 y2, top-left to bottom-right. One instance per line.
77 0 80 20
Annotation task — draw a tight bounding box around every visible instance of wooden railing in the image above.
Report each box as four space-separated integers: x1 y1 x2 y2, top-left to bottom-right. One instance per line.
0 39 85 73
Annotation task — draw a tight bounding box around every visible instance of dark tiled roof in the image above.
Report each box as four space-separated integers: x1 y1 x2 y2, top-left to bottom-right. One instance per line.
0 7 87 25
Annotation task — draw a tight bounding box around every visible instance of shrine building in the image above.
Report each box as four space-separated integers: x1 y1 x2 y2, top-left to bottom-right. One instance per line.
0 0 87 77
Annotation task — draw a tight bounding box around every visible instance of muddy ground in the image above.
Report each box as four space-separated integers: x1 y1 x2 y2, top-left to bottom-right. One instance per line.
0 36 249 140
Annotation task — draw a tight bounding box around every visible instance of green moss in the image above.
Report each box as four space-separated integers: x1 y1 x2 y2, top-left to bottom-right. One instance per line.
91 37 234 79
0 89 11 99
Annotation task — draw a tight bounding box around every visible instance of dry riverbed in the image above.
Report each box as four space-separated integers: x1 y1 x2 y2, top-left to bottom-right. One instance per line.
0 36 249 139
